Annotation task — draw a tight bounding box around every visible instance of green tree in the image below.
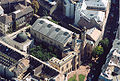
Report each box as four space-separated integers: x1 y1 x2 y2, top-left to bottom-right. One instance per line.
32 0 39 13
92 45 104 58
100 38 109 49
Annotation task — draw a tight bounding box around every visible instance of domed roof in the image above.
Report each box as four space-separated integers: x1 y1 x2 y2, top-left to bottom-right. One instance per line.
17 32 28 42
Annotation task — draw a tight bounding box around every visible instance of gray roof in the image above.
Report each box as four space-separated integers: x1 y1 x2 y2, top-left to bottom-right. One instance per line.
0 0 24 4
37 0 57 11
12 6 33 19
15 3 26 10
0 14 12 24
32 18 73 45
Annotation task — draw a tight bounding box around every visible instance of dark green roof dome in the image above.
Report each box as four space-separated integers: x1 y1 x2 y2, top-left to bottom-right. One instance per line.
17 32 28 42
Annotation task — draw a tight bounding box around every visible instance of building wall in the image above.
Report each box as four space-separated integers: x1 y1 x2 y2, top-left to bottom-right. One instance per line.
63 0 75 19
13 12 33 31
0 22 12 35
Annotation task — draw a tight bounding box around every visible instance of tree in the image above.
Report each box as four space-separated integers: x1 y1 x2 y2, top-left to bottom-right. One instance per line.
31 0 39 13
100 38 109 49
92 45 104 58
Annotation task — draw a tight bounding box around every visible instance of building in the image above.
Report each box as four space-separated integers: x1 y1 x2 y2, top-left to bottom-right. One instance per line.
81 0 108 11
49 52 79 74
30 18 83 77
75 9 105 29
12 5 33 30
0 0 26 9
99 50 120 81
37 0 58 15
30 18 74 51
9 58 30 80
0 14 13 35
0 41 25 69
1 30 34 52
86 27 102 47
0 6 4 15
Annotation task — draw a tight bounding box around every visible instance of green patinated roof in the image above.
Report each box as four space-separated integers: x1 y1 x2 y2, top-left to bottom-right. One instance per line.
17 32 28 42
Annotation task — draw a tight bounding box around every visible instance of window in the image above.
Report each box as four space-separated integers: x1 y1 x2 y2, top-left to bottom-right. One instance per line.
66 64 69 68
50 41 53 44
62 67 64 71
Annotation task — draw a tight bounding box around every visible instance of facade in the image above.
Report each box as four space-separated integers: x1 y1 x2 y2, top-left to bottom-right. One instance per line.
0 14 13 35
12 5 33 30
63 0 83 19
0 6 4 15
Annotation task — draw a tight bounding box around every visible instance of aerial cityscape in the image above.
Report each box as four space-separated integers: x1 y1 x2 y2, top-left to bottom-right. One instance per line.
0 0 119 81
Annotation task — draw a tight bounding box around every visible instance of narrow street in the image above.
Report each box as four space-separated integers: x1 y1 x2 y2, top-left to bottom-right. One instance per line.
86 0 119 81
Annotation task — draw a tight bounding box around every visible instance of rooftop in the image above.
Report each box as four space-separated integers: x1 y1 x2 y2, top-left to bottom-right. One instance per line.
86 27 102 42
80 9 105 23
84 0 108 9
12 5 33 19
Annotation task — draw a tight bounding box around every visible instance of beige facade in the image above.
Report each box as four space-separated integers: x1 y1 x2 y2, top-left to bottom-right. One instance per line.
0 15 13 35
49 52 79 74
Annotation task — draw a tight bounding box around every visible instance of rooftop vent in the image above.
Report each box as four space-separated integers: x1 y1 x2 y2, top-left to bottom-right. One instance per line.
55 28 60 32
64 32 68 36
39 20 44 24
47 24 52 28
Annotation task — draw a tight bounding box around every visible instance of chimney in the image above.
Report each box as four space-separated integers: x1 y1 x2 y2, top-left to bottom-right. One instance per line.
24 0 27 6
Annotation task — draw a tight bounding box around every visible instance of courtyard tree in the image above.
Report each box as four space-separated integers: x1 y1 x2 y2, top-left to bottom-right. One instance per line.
92 45 104 58
100 38 109 49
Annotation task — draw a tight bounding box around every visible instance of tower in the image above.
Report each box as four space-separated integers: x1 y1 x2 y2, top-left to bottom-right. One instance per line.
71 33 77 51
79 27 87 64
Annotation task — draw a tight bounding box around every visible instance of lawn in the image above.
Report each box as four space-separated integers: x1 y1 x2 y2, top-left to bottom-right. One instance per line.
68 75 77 81
79 74 85 81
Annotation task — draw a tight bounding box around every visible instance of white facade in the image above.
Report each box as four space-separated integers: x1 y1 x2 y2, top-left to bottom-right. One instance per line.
0 6 4 15
74 3 83 25
63 0 75 18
